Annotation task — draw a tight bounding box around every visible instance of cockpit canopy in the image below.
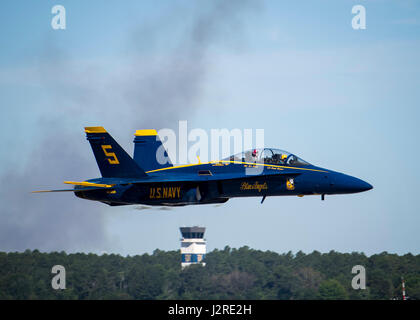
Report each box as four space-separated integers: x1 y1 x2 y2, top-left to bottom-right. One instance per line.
224 148 310 166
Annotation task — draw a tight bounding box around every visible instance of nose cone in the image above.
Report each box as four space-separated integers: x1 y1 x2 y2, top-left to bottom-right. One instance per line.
332 173 373 194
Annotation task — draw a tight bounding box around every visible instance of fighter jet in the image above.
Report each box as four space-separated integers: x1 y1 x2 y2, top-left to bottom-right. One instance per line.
33 127 373 206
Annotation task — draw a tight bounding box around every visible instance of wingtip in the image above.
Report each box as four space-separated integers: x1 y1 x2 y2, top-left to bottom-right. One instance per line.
31 189 76 193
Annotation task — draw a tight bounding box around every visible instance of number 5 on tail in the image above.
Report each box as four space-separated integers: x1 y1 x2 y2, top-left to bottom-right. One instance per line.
101 145 120 164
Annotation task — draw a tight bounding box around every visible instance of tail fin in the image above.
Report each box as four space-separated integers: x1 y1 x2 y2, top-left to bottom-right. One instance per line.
85 127 147 178
133 129 173 171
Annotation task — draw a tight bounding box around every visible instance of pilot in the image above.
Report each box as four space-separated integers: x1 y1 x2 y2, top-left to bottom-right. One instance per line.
275 153 287 164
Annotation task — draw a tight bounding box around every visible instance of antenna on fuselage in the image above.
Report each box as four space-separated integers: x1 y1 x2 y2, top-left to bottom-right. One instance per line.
261 195 266 204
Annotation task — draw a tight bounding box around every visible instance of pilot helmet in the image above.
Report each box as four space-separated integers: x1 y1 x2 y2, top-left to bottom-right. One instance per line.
281 154 288 160
252 149 258 157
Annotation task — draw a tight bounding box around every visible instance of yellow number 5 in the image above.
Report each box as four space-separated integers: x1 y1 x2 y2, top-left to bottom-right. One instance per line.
101 145 120 164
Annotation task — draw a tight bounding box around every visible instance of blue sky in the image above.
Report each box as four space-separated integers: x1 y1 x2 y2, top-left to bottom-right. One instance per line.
0 0 419 256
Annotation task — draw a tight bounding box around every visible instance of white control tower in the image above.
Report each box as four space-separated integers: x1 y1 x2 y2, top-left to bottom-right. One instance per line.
180 226 206 268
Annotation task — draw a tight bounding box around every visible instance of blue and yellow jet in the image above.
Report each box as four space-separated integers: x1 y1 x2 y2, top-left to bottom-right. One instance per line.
34 127 373 206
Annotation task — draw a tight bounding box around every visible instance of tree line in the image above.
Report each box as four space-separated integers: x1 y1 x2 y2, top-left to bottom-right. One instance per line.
0 247 419 300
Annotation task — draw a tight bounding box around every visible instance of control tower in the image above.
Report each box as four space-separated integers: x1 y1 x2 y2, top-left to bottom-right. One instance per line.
180 226 206 268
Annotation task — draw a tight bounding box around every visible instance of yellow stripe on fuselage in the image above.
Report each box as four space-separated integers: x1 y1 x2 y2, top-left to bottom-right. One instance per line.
219 160 328 172
145 160 328 174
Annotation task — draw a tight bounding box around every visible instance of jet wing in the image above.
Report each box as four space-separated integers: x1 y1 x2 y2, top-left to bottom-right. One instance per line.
32 181 116 193
63 181 115 188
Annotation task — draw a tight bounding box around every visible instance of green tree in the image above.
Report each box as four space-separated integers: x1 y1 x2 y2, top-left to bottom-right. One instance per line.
127 264 165 299
318 279 348 300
